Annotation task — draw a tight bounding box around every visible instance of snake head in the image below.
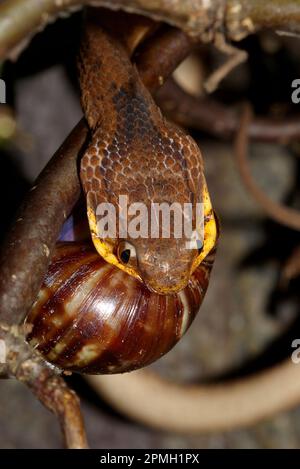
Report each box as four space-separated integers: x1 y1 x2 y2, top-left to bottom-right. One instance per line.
87 179 218 295
118 237 198 294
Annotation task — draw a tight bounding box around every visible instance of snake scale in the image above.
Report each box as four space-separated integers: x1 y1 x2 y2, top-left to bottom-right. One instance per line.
78 11 217 295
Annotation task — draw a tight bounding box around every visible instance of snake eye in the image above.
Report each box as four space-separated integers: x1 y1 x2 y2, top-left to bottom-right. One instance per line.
118 241 136 265
120 249 130 264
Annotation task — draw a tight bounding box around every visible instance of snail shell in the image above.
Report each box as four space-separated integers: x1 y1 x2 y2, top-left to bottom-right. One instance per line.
26 241 215 374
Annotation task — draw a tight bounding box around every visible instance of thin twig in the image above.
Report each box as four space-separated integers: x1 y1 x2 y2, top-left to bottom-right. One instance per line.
24 366 88 449
234 104 300 231
157 79 300 143
204 33 248 93
281 244 300 284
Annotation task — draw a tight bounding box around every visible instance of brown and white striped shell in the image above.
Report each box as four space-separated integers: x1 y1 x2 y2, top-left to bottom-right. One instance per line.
26 241 215 374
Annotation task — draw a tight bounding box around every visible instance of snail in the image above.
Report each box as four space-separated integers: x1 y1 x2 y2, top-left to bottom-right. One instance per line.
26 241 216 374
25 9 219 374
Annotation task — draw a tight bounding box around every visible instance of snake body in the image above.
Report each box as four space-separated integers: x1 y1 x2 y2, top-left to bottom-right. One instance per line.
78 13 217 294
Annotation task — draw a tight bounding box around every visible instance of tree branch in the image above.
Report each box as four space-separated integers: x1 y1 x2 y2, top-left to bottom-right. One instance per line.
234 104 300 230
157 79 300 143
0 323 88 448
1 0 300 60
231 0 300 39
0 119 88 447
0 119 87 326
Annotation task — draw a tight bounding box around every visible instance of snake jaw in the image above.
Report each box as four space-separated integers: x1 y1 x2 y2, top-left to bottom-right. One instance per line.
141 274 192 295
86 205 143 282
191 180 219 274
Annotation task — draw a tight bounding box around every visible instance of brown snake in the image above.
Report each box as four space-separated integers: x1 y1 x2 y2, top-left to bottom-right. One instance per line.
78 11 217 295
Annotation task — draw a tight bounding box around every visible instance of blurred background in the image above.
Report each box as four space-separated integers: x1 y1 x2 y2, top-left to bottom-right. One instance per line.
1 10 300 448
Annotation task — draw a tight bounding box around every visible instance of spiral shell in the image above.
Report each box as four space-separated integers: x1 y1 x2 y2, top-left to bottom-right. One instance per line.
26 242 215 374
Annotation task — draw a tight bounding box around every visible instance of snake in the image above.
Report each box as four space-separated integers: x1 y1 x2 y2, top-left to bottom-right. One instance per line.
78 10 217 295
